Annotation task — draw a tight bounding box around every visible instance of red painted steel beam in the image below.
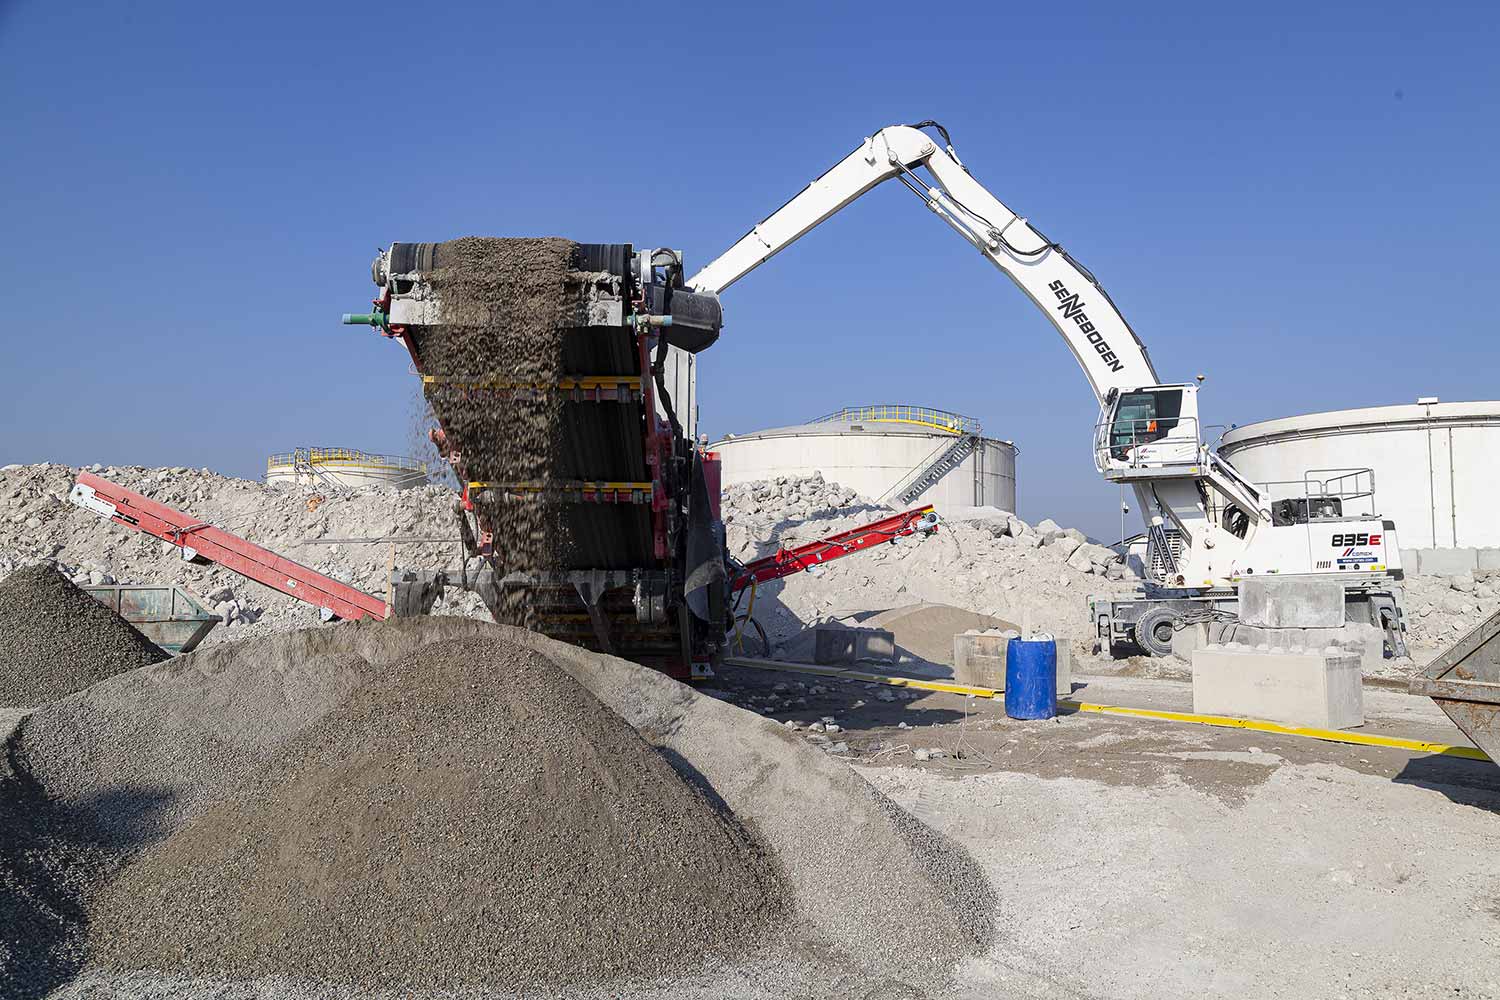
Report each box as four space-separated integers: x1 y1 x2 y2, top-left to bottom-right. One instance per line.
70 472 388 621
731 505 940 592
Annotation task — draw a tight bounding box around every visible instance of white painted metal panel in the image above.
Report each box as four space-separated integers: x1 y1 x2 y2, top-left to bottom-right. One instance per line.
712 421 1018 513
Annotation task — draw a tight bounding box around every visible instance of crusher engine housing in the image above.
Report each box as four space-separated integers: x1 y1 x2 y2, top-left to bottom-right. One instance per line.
349 241 728 678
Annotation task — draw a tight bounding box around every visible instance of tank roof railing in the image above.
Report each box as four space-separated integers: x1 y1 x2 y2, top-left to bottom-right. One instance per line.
267 447 429 475
811 404 981 436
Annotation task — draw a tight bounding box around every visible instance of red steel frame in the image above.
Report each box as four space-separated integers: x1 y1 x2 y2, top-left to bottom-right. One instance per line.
71 472 389 621
731 505 939 592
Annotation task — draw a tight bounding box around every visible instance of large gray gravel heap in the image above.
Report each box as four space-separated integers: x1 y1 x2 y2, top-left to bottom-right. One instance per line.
0 563 166 707
86 633 786 992
9 618 996 998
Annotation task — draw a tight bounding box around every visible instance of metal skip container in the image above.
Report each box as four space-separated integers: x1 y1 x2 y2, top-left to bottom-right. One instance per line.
1410 608 1500 764
82 584 219 654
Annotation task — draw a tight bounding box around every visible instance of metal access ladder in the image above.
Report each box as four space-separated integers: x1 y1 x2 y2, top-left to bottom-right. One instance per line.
883 435 978 506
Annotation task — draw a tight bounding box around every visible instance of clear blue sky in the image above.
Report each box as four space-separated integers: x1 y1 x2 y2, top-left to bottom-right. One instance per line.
2 1 1494 539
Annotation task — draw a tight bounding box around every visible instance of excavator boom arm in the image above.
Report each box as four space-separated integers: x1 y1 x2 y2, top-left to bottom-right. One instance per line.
689 124 1159 404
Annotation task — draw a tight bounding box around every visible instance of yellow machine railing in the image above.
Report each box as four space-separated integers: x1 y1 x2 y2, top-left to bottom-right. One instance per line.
813 404 981 436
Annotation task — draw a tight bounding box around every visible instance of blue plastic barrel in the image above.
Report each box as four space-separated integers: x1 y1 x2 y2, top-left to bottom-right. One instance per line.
1005 638 1057 720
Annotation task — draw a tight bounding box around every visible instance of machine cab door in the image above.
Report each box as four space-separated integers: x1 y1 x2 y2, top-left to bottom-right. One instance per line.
1098 385 1201 471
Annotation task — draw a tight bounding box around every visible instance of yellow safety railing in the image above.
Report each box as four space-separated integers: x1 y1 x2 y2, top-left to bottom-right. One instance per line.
267 447 429 474
813 404 981 436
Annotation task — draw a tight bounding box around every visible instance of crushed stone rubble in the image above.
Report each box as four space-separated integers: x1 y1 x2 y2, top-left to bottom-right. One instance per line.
0 463 491 650
0 463 1491 671
721 471 1142 649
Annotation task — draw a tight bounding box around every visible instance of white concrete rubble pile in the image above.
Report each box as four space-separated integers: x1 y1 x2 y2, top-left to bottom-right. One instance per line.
723 474 1500 672
1401 570 1500 653
722 472 1141 649
0 463 489 647
4 462 1494 669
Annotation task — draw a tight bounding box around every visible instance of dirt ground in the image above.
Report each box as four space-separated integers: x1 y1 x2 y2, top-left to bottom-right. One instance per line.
710 662 1500 999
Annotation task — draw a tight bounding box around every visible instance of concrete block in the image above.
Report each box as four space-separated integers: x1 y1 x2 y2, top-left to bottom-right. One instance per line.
1401 547 1483 577
1204 621 1386 672
954 651 1007 689
814 625 895 665
1239 577 1345 628
1192 646 1363 730
953 629 1009 689
1055 642 1073 696
953 630 1068 695
1171 622 1210 662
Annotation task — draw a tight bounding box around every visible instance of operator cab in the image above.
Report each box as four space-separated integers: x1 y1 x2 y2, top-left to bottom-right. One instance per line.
1097 383 1202 474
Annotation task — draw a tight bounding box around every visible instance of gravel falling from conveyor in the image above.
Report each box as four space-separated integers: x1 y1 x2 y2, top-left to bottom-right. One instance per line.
84 633 789 992
0 564 167 708
414 237 580 627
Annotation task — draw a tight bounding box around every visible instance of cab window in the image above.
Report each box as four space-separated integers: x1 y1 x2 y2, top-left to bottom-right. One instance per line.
1111 389 1182 458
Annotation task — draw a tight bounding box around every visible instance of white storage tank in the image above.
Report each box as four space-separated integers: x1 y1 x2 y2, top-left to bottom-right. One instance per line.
266 447 430 491
711 405 1017 512
1219 399 1500 575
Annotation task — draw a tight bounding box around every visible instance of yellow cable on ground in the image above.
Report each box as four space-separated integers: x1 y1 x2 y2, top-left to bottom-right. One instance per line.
721 657 1491 763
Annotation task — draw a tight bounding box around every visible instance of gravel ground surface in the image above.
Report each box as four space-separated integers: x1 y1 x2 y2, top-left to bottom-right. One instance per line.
693 660 1500 998
874 759 1500 1000
0 564 166 708
86 634 786 992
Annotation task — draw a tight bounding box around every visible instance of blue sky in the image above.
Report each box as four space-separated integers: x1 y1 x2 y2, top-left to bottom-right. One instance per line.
2 1 1494 538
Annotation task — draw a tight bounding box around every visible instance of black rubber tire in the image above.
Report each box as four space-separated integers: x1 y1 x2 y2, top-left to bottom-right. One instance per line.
1132 606 1178 658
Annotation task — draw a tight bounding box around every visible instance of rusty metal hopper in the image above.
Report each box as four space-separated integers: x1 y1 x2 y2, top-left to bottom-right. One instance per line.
1410 607 1500 764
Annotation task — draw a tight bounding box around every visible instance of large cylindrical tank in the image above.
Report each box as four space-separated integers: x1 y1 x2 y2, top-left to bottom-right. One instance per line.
711 405 1017 511
1219 400 1500 567
266 447 429 491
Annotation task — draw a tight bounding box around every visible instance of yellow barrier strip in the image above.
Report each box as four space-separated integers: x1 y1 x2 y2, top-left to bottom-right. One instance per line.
1061 701 1491 760
723 657 1491 762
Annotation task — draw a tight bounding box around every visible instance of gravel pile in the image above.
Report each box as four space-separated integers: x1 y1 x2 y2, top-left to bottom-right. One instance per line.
85 633 785 992
0 563 166 707
6 618 996 997
0 721 111 997
19 630 382 852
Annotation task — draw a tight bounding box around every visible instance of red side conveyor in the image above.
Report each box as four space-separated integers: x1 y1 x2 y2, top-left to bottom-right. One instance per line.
731 505 940 591
68 472 388 622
